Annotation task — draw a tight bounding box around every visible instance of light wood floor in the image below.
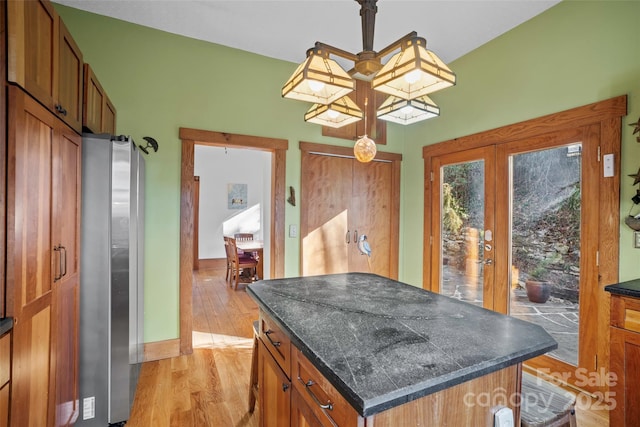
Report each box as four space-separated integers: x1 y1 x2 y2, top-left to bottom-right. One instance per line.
126 267 609 426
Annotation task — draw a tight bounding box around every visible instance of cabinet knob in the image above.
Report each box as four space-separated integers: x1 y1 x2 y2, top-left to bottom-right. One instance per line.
282 383 289 392
55 104 68 116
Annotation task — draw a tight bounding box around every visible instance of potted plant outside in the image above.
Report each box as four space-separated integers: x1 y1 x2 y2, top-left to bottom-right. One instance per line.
525 264 551 303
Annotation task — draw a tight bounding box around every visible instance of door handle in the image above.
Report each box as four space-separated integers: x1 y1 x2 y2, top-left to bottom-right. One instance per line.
353 230 358 242
53 245 62 282
60 245 67 277
345 230 350 244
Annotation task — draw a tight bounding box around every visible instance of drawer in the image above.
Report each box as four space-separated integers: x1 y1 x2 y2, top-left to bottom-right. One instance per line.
0 333 9 387
260 310 291 378
292 348 360 427
611 295 640 333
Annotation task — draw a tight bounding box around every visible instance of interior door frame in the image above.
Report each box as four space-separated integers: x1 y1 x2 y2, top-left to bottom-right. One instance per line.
179 127 288 355
423 95 626 392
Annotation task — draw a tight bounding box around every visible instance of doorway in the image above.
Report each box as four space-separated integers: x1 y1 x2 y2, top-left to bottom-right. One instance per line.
179 127 288 355
424 96 625 393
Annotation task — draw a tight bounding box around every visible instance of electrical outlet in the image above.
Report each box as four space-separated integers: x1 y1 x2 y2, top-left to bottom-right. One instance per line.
83 396 95 420
289 224 298 238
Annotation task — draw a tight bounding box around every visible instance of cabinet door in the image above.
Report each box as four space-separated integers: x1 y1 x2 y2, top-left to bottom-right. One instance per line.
259 340 291 427
291 387 325 427
7 0 58 110
104 96 117 134
610 326 640 427
0 384 8 427
82 64 105 133
51 125 81 426
7 86 55 427
57 20 83 133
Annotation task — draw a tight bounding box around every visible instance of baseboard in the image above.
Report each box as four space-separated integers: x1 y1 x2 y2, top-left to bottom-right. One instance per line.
143 338 181 362
197 258 226 270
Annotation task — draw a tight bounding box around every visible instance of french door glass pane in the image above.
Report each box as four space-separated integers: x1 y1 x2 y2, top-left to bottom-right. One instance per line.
509 144 581 366
440 161 485 307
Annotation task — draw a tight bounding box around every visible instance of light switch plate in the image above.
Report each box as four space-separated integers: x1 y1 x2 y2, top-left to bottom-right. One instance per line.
289 224 298 238
603 153 614 177
634 231 640 249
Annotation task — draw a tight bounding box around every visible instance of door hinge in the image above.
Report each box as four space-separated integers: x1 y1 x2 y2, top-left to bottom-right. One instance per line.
430 171 434 182
597 146 601 162
596 251 599 267
430 236 433 245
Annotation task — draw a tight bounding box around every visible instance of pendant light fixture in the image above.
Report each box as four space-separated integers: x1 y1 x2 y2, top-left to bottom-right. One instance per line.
282 0 455 161
304 96 363 128
353 98 377 163
377 94 440 125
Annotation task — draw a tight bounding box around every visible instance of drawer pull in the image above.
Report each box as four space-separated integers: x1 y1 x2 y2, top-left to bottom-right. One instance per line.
304 379 333 411
265 329 281 347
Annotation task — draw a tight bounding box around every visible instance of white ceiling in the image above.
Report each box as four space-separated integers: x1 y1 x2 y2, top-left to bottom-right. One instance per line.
53 0 560 67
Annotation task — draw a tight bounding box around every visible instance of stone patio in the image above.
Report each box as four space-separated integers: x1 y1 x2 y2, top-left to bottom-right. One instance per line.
441 268 579 365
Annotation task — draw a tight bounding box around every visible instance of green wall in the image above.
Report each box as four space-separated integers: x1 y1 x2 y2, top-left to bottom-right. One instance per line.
56 1 640 343
400 0 640 286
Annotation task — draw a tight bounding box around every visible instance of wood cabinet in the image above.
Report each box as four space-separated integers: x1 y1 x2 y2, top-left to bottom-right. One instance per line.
6 86 80 427
7 0 84 133
259 340 291 427
0 331 10 427
300 143 401 278
322 80 387 145
257 307 521 427
83 63 117 134
610 294 640 427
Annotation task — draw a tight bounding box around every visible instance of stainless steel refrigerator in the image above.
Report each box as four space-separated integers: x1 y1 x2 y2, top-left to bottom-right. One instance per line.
78 134 145 426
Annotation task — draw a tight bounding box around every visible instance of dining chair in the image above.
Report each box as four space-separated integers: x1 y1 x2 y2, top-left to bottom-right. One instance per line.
223 236 234 282
227 237 258 290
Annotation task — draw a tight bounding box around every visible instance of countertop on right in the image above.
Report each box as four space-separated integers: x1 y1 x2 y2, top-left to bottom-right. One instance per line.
605 278 640 298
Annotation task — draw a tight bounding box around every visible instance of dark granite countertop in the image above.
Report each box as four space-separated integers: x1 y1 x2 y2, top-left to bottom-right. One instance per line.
247 273 557 417
605 278 640 298
0 317 13 336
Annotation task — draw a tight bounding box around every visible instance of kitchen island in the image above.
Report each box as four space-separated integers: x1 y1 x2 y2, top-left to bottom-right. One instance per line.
248 273 556 426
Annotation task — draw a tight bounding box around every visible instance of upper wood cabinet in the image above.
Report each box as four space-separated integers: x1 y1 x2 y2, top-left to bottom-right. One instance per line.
7 0 84 133
83 63 117 134
322 80 387 145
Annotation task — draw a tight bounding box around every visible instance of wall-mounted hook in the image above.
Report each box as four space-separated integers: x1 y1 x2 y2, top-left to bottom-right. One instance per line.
140 136 159 154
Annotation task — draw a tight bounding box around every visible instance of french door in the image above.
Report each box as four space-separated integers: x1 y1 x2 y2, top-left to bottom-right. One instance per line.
427 126 600 391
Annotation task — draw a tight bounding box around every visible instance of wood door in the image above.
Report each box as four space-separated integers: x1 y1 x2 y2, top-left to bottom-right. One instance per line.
7 0 58 111
300 143 400 278
301 153 353 276
428 146 496 309
51 124 81 426
57 19 83 133
7 86 55 427
350 159 396 276
258 341 291 427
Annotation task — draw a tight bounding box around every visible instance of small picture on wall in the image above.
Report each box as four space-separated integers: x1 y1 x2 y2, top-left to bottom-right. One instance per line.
228 183 248 209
